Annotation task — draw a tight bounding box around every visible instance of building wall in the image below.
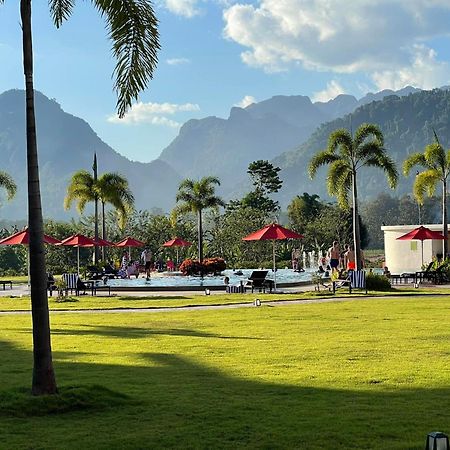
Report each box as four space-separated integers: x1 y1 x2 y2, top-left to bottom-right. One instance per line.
381 224 447 274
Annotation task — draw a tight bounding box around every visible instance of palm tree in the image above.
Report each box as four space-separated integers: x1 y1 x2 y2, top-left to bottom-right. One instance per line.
65 170 134 238
175 177 225 263
7 0 159 395
308 123 398 270
0 171 17 203
403 133 450 256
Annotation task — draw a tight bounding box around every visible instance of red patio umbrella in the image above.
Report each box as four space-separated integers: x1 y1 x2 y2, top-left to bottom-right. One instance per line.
115 236 146 260
0 227 61 284
243 223 304 291
162 237 192 266
59 234 97 275
396 226 445 267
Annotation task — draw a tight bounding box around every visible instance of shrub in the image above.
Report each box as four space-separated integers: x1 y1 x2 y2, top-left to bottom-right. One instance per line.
366 272 391 291
203 258 226 274
179 259 204 276
179 258 226 276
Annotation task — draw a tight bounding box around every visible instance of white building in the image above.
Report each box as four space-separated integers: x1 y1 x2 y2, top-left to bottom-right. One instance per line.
381 224 447 274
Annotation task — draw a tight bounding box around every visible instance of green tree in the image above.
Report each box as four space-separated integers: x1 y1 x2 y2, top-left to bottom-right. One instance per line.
241 160 282 214
403 133 450 256
9 0 159 395
175 177 225 263
287 193 323 233
0 172 17 204
308 123 398 270
65 170 134 241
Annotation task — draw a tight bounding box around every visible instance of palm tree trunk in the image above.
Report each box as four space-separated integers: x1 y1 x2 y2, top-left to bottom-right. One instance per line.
352 170 362 270
93 155 99 265
198 210 203 264
443 179 448 257
102 201 106 261
21 0 57 395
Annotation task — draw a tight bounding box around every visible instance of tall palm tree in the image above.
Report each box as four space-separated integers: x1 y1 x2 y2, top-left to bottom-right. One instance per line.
65 170 134 237
0 171 17 203
403 133 450 257
7 0 159 395
308 123 398 270
175 177 225 263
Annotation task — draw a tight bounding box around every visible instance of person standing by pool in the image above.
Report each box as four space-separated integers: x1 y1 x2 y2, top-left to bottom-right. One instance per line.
327 241 340 271
141 247 152 280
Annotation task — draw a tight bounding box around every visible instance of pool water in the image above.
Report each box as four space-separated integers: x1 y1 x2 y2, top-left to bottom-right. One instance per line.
106 268 315 288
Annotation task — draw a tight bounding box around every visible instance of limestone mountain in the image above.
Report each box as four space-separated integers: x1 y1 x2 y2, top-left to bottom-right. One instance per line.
158 86 420 194
0 90 181 220
275 88 450 207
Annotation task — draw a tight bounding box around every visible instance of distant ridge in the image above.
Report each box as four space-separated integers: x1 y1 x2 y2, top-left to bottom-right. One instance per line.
0 90 181 219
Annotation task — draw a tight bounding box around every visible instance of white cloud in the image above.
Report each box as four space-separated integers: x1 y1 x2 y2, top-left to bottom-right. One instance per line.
312 81 345 102
223 0 450 85
161 0 200 18
108 101 200 127
166 57 191 65
372 45 450 91
234 95 256 108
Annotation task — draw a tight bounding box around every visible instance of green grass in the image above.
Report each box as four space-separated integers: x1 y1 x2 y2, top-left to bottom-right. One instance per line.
0 287 448 311
1 296 450 448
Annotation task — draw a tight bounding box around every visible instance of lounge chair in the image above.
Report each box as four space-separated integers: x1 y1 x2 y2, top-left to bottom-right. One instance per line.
62 273 87 295
86 265 103 280
245 270 274 293
47 273 57 296
415 262 437 284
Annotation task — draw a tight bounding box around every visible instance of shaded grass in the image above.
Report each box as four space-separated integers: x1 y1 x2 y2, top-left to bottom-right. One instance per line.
0 384 130 417
1 296 450 448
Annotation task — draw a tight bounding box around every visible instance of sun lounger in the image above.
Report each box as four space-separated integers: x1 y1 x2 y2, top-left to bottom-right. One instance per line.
245 270 274 293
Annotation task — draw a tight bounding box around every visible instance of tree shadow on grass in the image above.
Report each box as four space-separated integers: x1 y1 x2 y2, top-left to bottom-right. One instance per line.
0 339 447 449
118 295 192 301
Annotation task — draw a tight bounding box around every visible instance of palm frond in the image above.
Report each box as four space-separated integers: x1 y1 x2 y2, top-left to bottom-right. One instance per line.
308 151 340 179
327 129 353 158
413 169 440 204
327 161 351 208
354 123 383 149
0 171 17 201
403 153 428 176
93 0 160 117
424 142 446 172
49 0 75 27
364 154 398 189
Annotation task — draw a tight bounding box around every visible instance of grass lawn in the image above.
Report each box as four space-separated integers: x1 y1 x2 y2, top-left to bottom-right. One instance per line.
1 295 450 449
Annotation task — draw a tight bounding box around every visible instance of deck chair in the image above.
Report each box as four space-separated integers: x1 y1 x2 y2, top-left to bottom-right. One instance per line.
415 262 437 284
62 273 86 295
348 270 367 294
245 270 274 293
86 265 103 280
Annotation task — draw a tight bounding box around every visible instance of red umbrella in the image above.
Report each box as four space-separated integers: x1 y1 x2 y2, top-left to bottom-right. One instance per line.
162 237 192 266
0 227 61 284
396 226 445 267
243 223 304 291
115 236 145 259
59 234 97 275
0 227 61 245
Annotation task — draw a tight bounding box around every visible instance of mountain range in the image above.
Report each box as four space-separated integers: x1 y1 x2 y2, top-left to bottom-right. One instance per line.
0 85 447 220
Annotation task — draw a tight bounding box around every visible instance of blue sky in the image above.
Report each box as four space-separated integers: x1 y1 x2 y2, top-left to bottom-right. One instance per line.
2 1 450 162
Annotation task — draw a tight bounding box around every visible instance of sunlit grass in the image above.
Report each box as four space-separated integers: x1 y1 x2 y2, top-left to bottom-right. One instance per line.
0 296 450 448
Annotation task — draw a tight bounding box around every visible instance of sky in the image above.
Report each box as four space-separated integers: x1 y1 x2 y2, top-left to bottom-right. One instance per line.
2 1 450 162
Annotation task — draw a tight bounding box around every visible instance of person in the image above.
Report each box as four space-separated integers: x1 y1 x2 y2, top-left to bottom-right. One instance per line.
120 251 129 271
166 258 175 272
344 245 364 271
223 276 230 285
141 247 152 280
327 241 340 271
383 266 391 278
340 244 349 269
291 248 301 270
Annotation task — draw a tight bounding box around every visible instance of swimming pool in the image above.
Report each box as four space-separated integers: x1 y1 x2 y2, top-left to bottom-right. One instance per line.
106 268 315 291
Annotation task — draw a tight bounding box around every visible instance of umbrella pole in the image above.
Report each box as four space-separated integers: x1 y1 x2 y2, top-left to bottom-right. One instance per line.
273 240 276 292
129 246 131 261
421 240 424 268
176 248 179 269
77 247 80 276
27 247 30 286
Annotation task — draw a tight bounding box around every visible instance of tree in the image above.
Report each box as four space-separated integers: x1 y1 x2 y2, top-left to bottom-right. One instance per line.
65 170 135 242
9 0 159 395
175 177 225 263
287 193 323 233
403 132 450 256
308 123 398 270
0 172 17 204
